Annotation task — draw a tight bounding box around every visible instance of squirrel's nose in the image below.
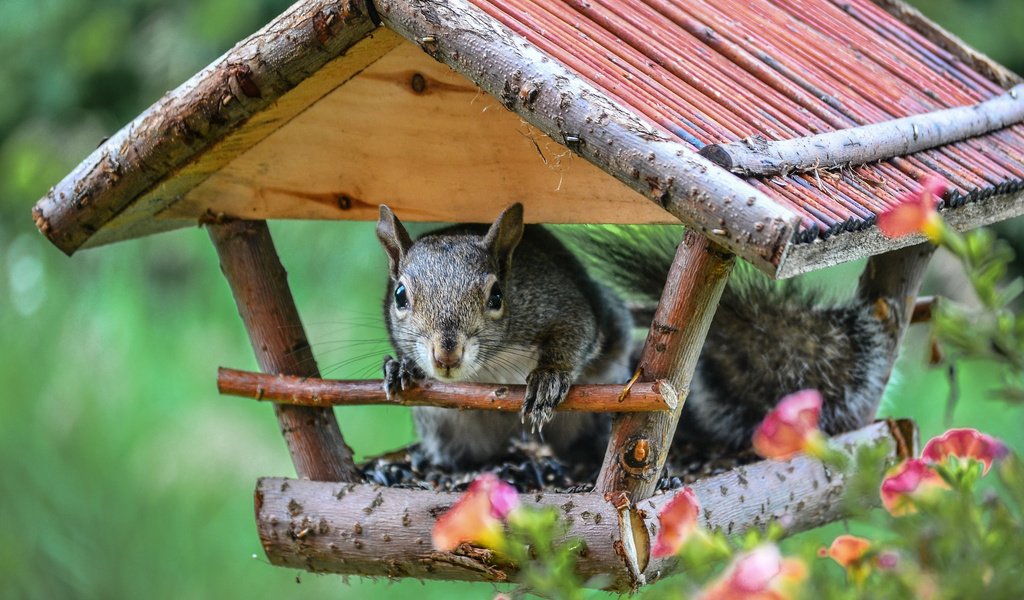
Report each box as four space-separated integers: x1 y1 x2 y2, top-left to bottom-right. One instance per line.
431 346 463 371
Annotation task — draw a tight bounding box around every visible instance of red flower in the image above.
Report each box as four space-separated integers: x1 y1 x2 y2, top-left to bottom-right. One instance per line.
752 390 824 460
880 459 948 516
651 487 701 558
433 473 519 551
922 428 1008 475
877 175 946 241
699 544 807 600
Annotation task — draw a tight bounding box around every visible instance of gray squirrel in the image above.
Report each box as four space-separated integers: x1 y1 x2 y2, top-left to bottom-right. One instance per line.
376 203 890 468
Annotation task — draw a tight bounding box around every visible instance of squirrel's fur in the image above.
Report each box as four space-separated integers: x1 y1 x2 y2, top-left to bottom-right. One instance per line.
376 205 890 468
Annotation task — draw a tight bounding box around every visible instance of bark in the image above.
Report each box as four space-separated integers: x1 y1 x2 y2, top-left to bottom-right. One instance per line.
209 220 359 482
698 84 1024 176
217 367 677 412
856 242 936 415
374 0 799 274
33 0 380 255
256 420 914 591
597 231 734 499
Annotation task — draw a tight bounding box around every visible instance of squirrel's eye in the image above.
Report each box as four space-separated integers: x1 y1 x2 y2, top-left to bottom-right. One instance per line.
394 283 410 310
486 283 503 311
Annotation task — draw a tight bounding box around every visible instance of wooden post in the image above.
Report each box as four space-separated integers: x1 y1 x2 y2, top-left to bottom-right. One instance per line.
208 219 359 481
856 242 936 394
596 230 735 498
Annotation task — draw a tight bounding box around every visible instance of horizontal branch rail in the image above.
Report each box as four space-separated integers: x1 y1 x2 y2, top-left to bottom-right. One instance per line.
699 84 1024 176
256 420 915 591
217 367 677 412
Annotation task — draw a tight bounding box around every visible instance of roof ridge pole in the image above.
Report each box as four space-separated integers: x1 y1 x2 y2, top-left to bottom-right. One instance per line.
208 219 359 481
597 229 735 499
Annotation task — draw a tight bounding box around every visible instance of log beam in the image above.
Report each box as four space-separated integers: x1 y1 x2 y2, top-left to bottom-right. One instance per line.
597 231 735 498
209 219 359 481
698 84 1024 176
217 367 677 412
256 420 914 591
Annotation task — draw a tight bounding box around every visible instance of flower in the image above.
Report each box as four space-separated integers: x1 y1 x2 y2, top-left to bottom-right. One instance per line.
651 487 701 558
877 175 947 241
820 535 872 585
752 389 824 460
921 428 1008 475
820 534 871 567
880 459 948 516
432 473 519 551
699 544 807 600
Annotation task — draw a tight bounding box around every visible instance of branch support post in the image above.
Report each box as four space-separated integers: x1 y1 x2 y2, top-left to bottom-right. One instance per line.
208 219 359 481
597 230 735 498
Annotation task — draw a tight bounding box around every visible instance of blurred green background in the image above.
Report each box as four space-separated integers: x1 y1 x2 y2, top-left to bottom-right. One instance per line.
1 0 1021 598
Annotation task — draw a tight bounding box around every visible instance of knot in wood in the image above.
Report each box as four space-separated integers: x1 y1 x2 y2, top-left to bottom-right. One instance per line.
620 436 655 475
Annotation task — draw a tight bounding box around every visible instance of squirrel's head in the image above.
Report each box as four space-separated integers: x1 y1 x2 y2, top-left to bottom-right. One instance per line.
376 203 524 381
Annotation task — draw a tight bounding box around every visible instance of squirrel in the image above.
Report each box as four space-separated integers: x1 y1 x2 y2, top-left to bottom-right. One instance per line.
376 203 633 467
376 203 892 468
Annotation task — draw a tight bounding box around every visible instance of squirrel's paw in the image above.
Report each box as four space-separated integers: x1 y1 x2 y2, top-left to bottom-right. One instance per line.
382 355 425 400
522 369 572 434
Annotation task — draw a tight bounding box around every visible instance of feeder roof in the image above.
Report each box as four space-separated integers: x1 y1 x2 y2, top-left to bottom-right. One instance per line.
32 0 1024 277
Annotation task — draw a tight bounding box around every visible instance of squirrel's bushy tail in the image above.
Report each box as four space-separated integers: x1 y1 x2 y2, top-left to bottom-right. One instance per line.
562 225 890 450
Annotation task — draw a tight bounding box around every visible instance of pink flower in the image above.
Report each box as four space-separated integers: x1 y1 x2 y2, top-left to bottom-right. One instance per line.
880 459 948 516
752 390 824 460
699 544 807 600
651 487 701 558
878 175 946 241
432 473 519 551
922 428 1008 475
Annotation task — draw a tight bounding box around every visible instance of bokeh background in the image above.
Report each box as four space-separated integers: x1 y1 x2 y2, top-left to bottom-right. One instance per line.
1 0 1022 597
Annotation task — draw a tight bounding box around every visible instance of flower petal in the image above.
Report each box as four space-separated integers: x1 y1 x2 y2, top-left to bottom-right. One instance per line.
878 176 947 239
921 428 1009 475
880 459 947 516
699 544 806 600
824 534 871 568
752 390 823 460
651 487 701 558
433 474 518 551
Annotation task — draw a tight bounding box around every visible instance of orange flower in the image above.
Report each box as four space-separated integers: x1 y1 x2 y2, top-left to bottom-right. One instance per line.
699 544 807 600
820 535 872 585
752 389 825 460
921 428 1008 475
651 487 701 558
879 459 948 516
877 175 947 241
432 473 519 551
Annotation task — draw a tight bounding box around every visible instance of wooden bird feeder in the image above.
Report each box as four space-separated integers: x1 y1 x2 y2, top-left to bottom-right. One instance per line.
33 0 1024 591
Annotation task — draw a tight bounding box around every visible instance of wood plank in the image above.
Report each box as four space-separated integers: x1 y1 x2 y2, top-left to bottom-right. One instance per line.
164 41 678 225
79 29 405 249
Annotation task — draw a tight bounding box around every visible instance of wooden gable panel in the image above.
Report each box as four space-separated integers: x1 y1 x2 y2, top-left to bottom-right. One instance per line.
164 41 676 225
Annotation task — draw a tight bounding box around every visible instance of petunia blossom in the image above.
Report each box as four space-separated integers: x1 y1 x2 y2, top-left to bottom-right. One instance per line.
880 458 948 516
651 487 701 558
433 473 519 551
921 428 1008 475
699 544 807 600
752 389 824 460
877 175 947 241
820 534 872 585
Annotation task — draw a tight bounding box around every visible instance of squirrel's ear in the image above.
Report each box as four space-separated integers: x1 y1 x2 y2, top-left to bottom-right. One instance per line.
483 203 524 277
376 205 413 279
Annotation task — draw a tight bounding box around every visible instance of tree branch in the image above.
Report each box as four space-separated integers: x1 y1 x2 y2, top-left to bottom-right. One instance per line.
698 84 1024 176
217 367 678 412
256 420 914 591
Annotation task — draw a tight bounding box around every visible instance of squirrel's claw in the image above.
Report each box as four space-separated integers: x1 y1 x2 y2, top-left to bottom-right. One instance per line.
382 355 424 400
522 369 572 434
